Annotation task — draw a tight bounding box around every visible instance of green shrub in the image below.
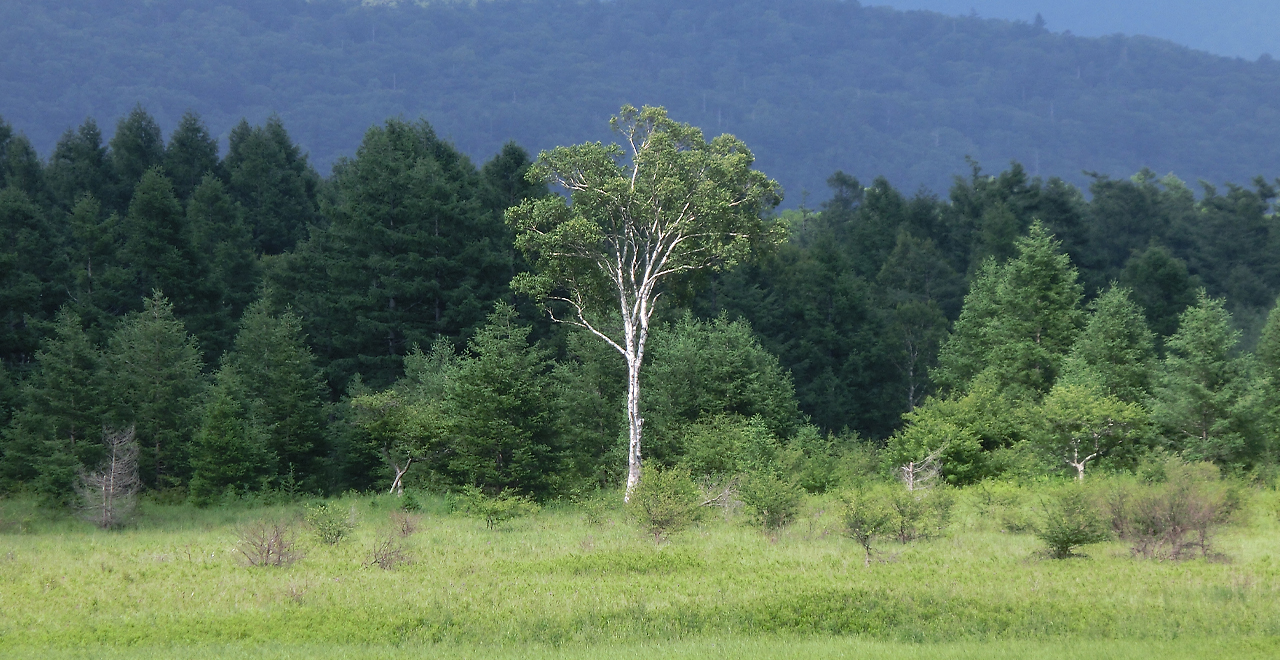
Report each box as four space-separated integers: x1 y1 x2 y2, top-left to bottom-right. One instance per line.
1036 488 1109 558
629 467 702 542
678 414 780 478
1108 460 1239 560
304 501 357 544
739 471 804 532
886 487 954 543
842 488 892 566
458 486 541 529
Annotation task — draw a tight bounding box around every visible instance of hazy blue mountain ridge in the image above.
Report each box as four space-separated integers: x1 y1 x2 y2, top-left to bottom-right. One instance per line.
3 0 1280 199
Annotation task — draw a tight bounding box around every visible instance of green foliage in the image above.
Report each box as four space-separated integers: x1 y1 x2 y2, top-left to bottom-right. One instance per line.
678 415 780 479
1060 285 1157 403
644 315 800 464
1150 291 1258 465
457 485 541 530
885 487 955 543
224 299 327 485
188 367 276 506
628 467 702 542
163 111 221 202
841 488 893 565
1036 487 1110 559
305 501 357 545
1036 383 1149 480
224 117 320 256
107 106 164 210
0 185 67 367
738 471 803 532
269 118 513 391
104 293 206 490
937 221 1084 398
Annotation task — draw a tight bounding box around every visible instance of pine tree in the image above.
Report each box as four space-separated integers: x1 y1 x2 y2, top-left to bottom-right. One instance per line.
224 116 320 255
1 310 107 503
186 175 260 355
1255 296 1280 456
269 119 512 389
1060 285 1157 403
105 293 206 489
163 111 222 201
116 168 218 344
46 119 114 213
0 187 69 368
65 195 130 329
188 366 275 505
935 222 1083 398
1150 291 1256 465
0 128 48 203
1119 244 1199 342
224 299 327 483
108 106 165 210
442 304 563 497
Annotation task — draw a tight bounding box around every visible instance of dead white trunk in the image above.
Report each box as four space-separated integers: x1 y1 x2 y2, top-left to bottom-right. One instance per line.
388 458 411 495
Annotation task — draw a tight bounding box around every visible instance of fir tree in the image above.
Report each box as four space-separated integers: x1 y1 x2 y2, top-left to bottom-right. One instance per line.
0 187 69 368
186 175 260 355
1060 285 1157 403
1 311 107 503
108 106 165 210
116 168 218 342
188 366 275 505
224 116 320 255
1150 291 1256 465
163 111 222 201
46 119 114 213
105 293 206 489
224 299 327 483
443 304 563 497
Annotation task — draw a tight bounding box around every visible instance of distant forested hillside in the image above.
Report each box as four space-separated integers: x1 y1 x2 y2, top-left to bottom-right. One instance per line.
3 0 1280 198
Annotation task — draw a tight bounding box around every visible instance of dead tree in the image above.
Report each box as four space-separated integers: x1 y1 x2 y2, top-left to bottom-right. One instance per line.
898 444 945 492
77 426 140 529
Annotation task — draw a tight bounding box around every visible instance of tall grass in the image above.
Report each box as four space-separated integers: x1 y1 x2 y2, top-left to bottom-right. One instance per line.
2 485 1279 657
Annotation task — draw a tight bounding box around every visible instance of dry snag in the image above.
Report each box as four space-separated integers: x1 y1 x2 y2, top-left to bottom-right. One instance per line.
77 426 140 530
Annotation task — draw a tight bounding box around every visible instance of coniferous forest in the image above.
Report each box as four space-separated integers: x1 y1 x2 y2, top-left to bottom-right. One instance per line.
2 104 1280 503
6 3 1280 656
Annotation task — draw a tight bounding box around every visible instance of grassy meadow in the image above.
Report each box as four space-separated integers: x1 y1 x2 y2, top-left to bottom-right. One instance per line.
2 486 1280 659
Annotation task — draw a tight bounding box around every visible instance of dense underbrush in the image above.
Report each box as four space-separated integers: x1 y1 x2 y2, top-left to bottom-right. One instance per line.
3 473 1280 655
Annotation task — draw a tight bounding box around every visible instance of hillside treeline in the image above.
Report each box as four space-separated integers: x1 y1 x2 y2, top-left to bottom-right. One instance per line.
1 108 1279 502
6 0 1280 199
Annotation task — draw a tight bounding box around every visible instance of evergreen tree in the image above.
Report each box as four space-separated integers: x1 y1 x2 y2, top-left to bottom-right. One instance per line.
442 304 563 497
116 168 218 343
0 311 107 501
224 116 320 255
935 222 1083 398
186 175 260 354
643 314 800 465
163 111 222 201
481 141 547 211
1254 296 1280 457
1060 285 1157 404
188 366 275 505
224 299 327 483
108 106 165 210
0 127 47 203
1120 244 1199 341
105 294 205 489
0 187 69 368
270 118 512 390
65 195 130 329
1150 291 1257 465
46 119 114 213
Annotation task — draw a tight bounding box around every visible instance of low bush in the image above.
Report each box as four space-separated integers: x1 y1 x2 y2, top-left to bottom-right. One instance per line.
237 519 302 567
1108 460 1239 560
458 486 541 529
886 487 954 543
739 471 804 532
304 501 357 544
1036 488 1109 559
366 535 410 570
629 467 702 542
842 488 892 566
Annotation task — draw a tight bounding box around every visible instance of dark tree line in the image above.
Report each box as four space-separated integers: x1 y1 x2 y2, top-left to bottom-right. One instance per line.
2 107 1280 504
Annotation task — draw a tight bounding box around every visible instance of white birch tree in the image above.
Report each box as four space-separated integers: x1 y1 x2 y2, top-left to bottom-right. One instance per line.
507 105 781 501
